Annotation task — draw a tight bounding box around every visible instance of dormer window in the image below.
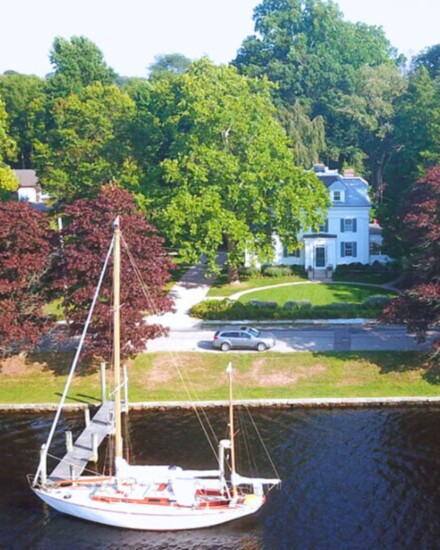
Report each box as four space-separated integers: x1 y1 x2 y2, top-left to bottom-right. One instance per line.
332 190 342 202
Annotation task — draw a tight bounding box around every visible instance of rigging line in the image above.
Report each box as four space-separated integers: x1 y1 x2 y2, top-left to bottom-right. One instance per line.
120 236 220 457
34 234 116 487
244 406 281 481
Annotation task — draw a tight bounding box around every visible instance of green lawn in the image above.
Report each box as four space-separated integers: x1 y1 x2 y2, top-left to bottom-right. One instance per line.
238 283 396 306
208 274 307 297
0 351 438 404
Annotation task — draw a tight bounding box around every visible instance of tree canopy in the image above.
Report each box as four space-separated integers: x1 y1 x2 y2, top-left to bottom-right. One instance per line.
47 36 117 98
0 95 18 199
0 202 54 355
33 83 141 201
148 53 191 79
143 59 329 280
233 0 402 180
382 166 440 361
0 73 45 169
57 184 174 359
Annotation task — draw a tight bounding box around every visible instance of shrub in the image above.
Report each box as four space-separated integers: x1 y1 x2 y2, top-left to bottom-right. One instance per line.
249 300 278 309
261 265 293 277
296 299 312 310
363 295 393 306
238 266 262 279
191 298 388 321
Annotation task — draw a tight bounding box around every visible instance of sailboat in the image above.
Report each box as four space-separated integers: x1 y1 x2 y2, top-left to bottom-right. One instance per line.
31 218 280 530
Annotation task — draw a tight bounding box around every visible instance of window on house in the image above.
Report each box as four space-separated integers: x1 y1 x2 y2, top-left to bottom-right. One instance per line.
340 218 357 232
319 219 329 232
341 242 357 257
332 190 342 202
369 242 382 255
283 247 301 258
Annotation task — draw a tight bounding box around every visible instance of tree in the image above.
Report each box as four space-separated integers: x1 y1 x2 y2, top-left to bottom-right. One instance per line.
382 167 440 360
233 0 401 177
0 202 54 356
380 67 440 258
33 83 141 201
57 184 174 359
148 53 191 79
412 44 440 80
0 73 46 169
0 95 18 200
143 59 329 281
46 36 117 98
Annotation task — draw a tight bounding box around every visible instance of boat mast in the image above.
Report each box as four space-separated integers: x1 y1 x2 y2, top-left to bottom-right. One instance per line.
113 217 123 460
226 362 237 498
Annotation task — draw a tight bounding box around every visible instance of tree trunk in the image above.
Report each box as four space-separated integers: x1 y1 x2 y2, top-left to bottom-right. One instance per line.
226 238 240 284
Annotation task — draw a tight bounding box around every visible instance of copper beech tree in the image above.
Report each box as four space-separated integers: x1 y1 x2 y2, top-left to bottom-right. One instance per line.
0 201 55 356
382 166 440 361
57 184 174 360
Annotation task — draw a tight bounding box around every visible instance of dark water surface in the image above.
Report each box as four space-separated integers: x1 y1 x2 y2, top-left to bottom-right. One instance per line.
1 407 440 549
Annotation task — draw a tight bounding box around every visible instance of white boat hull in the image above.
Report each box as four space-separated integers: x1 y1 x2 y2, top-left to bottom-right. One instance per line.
34 486 265 531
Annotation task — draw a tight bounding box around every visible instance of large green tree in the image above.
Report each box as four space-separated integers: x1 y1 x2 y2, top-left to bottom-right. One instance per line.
0 72 46 168
143 59 329 281
380 66 440 258
0 95 18 199
148 53 191 79
233 0 402 180
33 83 141 201
46 36 117 99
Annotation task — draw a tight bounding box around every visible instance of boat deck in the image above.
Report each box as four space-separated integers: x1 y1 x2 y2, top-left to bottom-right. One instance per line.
49 401 114 481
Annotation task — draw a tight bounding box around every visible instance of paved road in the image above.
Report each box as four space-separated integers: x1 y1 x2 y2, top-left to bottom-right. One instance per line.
147 325 438 353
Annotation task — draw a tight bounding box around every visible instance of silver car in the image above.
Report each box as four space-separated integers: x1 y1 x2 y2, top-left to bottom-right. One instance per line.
213 326 276 352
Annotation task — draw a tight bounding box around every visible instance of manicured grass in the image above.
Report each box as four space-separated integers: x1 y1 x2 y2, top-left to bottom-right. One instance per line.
208 274 307 297
239 283 396 306
0 351 437 404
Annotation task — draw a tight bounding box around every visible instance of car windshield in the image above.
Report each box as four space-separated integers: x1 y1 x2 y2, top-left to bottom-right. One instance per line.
247 327 260 337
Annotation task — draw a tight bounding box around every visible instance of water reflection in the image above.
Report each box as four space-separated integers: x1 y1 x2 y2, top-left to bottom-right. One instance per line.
1 407 440 549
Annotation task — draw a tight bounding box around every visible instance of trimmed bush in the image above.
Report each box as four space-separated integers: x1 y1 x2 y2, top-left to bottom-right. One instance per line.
238 266 262 279
191 298 387 321
262 265 293 277
333 261 400 284
363 295 393 306
249 300 278 309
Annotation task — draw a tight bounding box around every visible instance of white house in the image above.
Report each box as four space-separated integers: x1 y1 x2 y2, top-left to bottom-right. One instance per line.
14 169 50 207
248 165 389 272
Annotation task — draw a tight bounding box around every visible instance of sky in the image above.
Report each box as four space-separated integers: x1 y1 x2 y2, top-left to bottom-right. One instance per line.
1 0 439 78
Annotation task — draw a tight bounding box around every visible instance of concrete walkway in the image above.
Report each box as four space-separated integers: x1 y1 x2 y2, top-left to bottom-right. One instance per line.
147 253 226 330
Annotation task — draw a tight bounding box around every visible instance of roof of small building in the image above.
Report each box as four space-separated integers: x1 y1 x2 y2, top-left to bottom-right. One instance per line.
369 222 382 236
13 169 39 188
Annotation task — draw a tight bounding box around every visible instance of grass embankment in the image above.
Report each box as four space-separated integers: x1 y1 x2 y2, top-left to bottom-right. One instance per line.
239 283 396 305
0 351 438 404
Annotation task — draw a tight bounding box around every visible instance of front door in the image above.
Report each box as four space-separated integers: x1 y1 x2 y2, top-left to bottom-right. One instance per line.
315 246 326 268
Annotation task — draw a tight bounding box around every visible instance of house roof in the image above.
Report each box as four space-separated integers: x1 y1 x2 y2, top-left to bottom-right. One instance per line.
13 169 39 188
315 170 371 208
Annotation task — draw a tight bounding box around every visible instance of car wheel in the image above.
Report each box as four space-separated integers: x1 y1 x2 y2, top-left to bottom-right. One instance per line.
221 342 231 352
257 342 267 352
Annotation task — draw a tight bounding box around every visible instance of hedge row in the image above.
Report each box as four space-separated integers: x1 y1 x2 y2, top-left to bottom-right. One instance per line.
191 298 390 320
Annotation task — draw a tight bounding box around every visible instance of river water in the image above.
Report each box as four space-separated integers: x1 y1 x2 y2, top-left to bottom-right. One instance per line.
1 407 440 550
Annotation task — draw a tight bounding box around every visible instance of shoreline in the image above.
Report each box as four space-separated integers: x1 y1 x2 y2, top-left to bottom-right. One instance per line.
2 395 440 413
